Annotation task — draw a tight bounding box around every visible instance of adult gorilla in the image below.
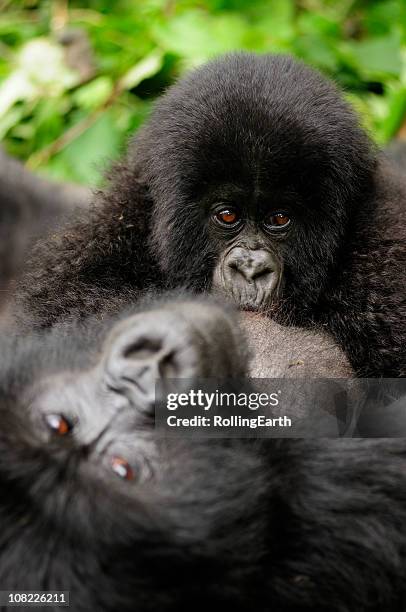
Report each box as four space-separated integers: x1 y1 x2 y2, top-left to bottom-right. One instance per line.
2 297 406 612
16 53 406 376
0 148 90 310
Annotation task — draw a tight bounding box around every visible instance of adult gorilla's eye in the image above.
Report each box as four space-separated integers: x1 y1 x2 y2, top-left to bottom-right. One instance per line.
214 207 241 227
265 212 291 230
111 456 135 481
44 413 73 436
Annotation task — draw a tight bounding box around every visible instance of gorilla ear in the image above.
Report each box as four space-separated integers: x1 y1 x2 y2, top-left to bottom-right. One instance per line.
101 302 248 413
102 314 166 415
102 308 200 414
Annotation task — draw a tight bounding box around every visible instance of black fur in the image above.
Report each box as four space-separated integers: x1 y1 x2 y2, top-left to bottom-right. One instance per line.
16 54 406 376
0 148 90 306
2 303 406 611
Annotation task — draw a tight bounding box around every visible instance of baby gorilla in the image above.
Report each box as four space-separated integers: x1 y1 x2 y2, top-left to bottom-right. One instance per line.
2 298 406 612
15 53 406 376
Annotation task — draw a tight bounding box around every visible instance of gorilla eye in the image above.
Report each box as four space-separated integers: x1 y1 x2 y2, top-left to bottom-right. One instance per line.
44 413 73 436
214 207 241 227
265 212 291 230
111 456 135 481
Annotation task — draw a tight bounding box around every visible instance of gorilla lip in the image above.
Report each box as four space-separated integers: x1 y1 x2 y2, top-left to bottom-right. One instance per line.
213 245 282 310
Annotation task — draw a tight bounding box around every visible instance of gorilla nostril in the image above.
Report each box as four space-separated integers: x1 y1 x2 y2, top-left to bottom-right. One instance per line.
251 266 273 281
229 262 274 283
228 263 250 281
123 338 162 361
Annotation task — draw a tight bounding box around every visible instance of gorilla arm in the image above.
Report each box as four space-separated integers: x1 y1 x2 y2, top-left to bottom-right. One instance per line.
14 159 162 330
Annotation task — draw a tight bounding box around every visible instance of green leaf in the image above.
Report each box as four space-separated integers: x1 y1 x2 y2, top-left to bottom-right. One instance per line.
362 0 402 37
295 36 338 72
0 105 25 139
53 110 122 186
73 76 114 110
254 0 295 42
378 85 406 142
343 33 402 79
119 51 164 90
152 11 249 63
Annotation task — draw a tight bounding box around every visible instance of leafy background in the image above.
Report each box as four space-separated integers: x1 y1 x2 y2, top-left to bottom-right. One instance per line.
1 0 405 186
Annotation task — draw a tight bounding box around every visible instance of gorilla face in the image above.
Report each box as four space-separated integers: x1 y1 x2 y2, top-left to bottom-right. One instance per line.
1 299 270 611
133 53 376 313
23 300 246 486
210 203 285 309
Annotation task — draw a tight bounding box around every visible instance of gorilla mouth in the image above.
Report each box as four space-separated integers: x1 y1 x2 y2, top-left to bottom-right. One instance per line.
231 279 281 311
212 267 281 311
229 279 276 309
212 247 282 311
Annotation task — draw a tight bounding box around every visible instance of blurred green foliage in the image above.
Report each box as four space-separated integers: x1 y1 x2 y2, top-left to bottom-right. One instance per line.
0 0 405 186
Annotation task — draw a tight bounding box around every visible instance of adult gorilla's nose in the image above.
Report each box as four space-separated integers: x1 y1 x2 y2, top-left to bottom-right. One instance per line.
226 247 275 283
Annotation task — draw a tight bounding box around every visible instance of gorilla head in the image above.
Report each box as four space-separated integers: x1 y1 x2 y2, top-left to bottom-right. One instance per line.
133 53 376 313
0 300 268 611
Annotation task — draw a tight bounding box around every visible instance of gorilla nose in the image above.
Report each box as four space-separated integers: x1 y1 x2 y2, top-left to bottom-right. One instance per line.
227 247 275 282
